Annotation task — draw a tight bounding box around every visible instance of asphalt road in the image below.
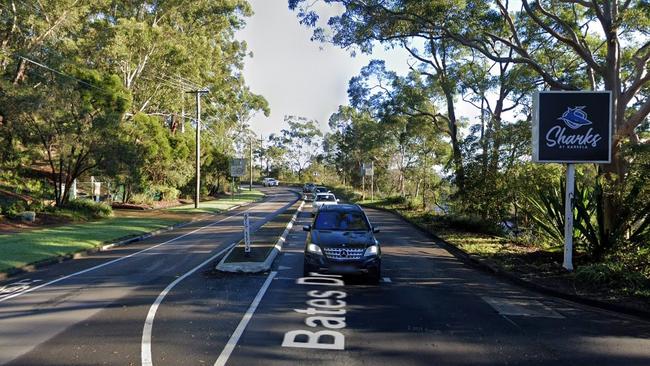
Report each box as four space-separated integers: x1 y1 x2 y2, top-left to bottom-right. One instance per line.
1 188 649 366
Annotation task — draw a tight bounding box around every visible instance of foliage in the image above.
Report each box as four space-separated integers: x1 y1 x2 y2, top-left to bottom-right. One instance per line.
0 0 268 210
269 116 323 180
63 199 113 219
574 262 649 295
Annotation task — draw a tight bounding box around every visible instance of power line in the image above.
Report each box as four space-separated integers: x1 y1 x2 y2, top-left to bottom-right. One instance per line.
17 55 109 93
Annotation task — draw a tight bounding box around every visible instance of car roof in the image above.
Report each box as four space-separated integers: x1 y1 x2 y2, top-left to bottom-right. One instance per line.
315 192 335 196
318 204 363 212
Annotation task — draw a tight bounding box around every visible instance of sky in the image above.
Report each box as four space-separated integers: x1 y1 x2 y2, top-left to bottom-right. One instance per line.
236 0 413 138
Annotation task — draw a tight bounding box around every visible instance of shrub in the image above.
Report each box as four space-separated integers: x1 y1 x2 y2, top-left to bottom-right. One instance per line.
130 193 154 206
574 262 649 292
435 214 503 236
149 185 179 201
64 199 113 219
381 196 407 205
4 201 27 219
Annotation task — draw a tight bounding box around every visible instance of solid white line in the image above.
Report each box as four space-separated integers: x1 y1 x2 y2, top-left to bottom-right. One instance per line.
0 205 255 304
213 271 277 366
141 243 239 366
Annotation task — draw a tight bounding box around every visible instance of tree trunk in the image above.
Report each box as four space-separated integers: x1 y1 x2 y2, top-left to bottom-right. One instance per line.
439 83 465 196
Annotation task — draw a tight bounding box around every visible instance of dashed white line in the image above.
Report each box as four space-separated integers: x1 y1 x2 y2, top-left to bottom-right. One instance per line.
383 277 392 283
213 271 278 366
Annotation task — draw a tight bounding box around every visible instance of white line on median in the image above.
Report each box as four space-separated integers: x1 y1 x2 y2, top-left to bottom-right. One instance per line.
141 242 238 366
213 271 277 366
0 205 257 304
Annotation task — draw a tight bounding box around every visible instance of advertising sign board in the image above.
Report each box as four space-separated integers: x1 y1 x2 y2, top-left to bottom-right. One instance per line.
532 91 612 163
532 90 612 272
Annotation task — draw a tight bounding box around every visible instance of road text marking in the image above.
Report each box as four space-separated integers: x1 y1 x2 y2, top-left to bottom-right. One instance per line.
282 273 347 350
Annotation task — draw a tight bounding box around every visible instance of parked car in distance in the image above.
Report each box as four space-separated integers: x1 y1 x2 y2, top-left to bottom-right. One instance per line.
303 204 381 283
303 182 315 192
312 192 338 215
262 177 279 187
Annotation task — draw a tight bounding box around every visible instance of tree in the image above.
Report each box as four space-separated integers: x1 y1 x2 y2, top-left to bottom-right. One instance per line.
1 0 268 206
13 68 130 206
274 116 323 181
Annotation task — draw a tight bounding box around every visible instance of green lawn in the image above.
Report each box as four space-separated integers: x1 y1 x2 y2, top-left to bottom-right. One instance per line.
0 189 264 273
0 217 177 272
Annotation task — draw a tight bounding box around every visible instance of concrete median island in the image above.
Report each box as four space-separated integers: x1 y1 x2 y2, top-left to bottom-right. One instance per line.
216 200 304 273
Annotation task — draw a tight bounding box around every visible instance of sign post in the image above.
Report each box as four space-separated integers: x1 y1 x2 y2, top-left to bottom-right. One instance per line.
370 161 374 202
362 162 374 201
243 212 251 255
563 164 576 271
532 91 612 271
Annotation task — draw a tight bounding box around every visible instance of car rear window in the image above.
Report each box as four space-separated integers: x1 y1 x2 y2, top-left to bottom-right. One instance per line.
314 211 369 231
316 195 336 202
315 187 328 193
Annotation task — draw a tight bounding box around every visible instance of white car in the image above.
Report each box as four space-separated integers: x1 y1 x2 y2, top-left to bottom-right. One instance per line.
312 193 338 215
262 178 279 187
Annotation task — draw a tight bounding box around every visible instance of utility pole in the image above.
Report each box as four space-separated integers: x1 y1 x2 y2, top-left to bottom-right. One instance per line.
180 91 186 133
249 136 253 191
186 89 209 208
259 133 265 175
371 160 374 202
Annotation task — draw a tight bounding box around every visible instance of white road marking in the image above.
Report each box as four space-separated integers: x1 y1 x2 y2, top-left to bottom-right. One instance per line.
382 277 392 283
0 205 257 304
140 242 239 366
213 271 277 366
482 296 564 318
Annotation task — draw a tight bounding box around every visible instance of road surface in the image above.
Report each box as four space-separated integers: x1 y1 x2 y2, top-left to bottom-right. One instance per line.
1 188 649 365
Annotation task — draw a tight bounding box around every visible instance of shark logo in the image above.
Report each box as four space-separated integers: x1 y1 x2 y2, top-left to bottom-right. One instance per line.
558 106 593 129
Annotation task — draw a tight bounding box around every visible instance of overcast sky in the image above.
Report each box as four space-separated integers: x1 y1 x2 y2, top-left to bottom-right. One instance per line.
236 0 413 138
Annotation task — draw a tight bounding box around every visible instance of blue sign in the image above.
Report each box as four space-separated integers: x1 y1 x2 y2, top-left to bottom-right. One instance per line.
533 91 612 163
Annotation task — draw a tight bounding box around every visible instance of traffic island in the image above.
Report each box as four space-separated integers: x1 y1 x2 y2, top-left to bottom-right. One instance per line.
216 200 304 273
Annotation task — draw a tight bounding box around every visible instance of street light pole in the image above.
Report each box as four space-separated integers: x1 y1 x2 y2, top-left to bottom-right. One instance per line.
249 136 253 191
187 90 209 209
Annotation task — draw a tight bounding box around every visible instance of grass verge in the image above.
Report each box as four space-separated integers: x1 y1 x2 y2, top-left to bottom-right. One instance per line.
0 189 264 274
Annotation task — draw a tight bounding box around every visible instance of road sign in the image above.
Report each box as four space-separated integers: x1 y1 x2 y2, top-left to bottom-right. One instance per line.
230 158 246 177
243 213 251 254
362 163 373 176
532 91 612 163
